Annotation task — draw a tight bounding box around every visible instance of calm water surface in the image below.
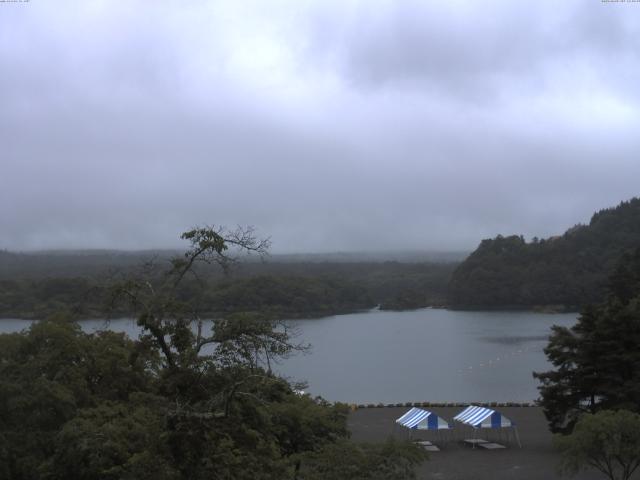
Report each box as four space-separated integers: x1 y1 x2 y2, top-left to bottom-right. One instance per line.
0 309 576 404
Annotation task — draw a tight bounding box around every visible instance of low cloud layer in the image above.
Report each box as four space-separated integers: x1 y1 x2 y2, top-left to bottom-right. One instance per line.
1 1 638 252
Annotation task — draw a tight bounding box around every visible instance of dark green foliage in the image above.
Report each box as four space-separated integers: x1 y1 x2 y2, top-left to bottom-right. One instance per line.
534 248 640 433
46 400 178 480
0 227 428 479
0 311 347 479
297 438 428 480
0 315 159 479
450 198 640 309
205 275 375 318
0 277 103 319
0 258 456 320
0 275 376 320
555 410 640 480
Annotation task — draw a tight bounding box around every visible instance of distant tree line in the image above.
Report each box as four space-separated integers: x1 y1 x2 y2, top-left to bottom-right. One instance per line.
0 258 455 320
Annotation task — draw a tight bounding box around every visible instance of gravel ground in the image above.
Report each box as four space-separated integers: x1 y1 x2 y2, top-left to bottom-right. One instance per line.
348 406 625 480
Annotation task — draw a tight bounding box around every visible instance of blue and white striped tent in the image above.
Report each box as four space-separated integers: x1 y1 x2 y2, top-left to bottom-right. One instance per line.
454 405 514 429
454 405 521 447
396 407 451 430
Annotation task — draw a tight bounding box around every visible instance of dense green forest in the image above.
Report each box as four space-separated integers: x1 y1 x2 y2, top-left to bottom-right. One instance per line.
533 246 640 479
0 315 426 479
449 198 640 310
0 228 427 479
0 251 456 319
535 247 640 433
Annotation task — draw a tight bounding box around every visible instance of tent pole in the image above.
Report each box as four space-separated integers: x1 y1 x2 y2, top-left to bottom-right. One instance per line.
514 427 522 448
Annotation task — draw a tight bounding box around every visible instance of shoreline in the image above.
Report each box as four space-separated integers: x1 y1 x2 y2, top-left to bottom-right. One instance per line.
0 304 580 323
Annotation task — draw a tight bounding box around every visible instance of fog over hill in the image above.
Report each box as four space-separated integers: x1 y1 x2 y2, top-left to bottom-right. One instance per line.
0 248 465 280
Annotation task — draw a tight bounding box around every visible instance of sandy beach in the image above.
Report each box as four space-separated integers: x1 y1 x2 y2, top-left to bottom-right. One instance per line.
348 406 627 480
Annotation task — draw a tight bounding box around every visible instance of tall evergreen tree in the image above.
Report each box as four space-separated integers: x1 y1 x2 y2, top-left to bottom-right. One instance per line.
534 248 640 433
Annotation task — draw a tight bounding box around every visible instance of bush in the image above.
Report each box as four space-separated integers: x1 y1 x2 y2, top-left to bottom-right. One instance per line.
556 410 640 480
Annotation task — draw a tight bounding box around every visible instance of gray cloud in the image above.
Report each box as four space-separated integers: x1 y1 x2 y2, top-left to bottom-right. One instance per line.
1 1 638 253
311 1 640 101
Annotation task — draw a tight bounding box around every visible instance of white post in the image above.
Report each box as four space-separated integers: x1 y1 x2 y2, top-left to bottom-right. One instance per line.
514 427 522 448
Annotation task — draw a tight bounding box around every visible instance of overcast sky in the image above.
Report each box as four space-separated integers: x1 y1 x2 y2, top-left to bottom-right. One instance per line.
1 0 639 253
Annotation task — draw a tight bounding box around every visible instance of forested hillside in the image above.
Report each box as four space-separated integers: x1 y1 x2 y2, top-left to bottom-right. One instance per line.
449 198 640 310
0 253 456 319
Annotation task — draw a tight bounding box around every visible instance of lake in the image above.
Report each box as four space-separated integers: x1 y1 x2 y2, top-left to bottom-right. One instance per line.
0 308 576 404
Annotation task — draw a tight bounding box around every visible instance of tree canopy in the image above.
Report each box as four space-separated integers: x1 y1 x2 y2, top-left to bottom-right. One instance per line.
534 247 640 433
449 198 640 309
555 410 640 480
0 226 426 479
0 252 455 320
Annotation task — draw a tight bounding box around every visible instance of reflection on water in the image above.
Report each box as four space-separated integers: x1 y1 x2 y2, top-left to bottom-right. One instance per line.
0 309 577 404
276 309 577 404
481 335 549 345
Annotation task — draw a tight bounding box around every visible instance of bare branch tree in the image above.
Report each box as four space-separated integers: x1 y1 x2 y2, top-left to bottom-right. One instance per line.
107 225 305 417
